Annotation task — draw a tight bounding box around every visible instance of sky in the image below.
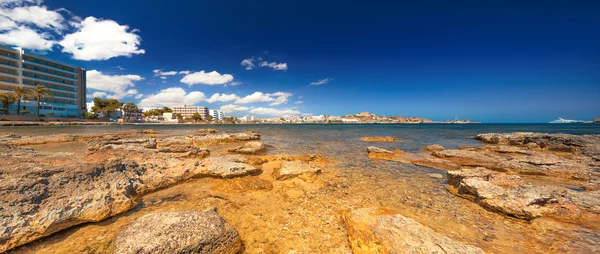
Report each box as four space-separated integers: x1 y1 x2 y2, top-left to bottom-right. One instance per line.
0 0 598 122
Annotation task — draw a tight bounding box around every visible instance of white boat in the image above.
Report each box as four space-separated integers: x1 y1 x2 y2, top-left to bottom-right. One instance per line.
549 117 590 123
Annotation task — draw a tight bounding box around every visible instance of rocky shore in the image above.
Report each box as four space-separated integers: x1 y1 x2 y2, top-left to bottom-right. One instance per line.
367 132 600 224
1 129 599 253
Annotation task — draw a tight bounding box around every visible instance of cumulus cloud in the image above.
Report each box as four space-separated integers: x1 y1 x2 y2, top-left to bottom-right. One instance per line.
153 69 178 77
259 61 288 71
59 16 144 60
219 104 249 113
0 5 65 31
310 78 333 86
86 70 143 99
138 87 206 107
86 91 107 99
249 107 300 117
178 70 191 75
206 93 239 103
235 91 292 106
241 58 255 70
180 70 235 86
0 25 53 49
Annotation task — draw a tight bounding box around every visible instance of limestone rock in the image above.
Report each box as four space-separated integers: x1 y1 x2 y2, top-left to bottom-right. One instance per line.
360 136 396 142
366 146 392 154
159 131 260 147
88 137 157 151
141 129 157 134
197 128 220 134
344 208 485 254
199 155 260 178
158 146 210 158
227 141 267 155
275 161 322 180
421 144 445 152
114 208 241 254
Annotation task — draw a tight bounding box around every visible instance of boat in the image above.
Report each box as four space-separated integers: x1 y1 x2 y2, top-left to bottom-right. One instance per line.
549 117 591 123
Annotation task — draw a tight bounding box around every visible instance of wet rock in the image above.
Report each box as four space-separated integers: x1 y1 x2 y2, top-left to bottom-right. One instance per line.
114 208 241 254
158 146 210 158
197 128 220 134
275 161 322 180
344 207 485 254
428 173 444 179
227 141 267 155
199 155 260 178
421 144 445 152
366 146 392 154
360 136 396 142
141 129 157 134
476 132 600 156
160 131 260 147
88 137 157 151
0 133 131 146
447 168 523 188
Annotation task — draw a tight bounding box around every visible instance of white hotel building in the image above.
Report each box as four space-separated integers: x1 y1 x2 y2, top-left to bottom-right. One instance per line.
172 105 209 119
0 44 86 117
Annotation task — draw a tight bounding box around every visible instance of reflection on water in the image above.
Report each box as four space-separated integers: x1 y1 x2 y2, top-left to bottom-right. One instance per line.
7 124 600 253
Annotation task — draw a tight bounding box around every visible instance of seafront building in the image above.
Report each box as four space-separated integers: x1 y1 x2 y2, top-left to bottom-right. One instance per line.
209 109 224 121
0 44 86 117
172 105 208 119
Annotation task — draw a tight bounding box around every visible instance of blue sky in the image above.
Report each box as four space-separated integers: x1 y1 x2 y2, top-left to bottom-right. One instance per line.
1 0 598 122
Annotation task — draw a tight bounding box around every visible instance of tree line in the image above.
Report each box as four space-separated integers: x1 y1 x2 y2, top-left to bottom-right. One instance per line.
0 85 53 116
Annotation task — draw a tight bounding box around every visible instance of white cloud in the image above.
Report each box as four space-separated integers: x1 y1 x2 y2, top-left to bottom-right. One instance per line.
235 91 292 106
310 78 333 86
259 61 288 71
178 70 191 75
180 70 234 86
206 93 239 103
86 70 143 99
160 76 167 80
219 104 249 113
1 5 65 31
153 69 178 77
134 94 143 99
138 87 206 107
241 58 255 70
226 81 241 86
59 16 144 60
116 66 125 70
249 107 300 117
86 91 107 99
0 14 16 30
294 101 303 104
0 25 53 49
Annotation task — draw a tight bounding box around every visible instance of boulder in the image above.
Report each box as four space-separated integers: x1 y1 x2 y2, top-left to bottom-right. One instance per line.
366 146 392 154
227 141 267 155
199 155 260 178
88 137 157 151
344 208 485 254
114 208 241 254
421 144 445 152
275 161 322 180
197 128 220 134
360 136 396 142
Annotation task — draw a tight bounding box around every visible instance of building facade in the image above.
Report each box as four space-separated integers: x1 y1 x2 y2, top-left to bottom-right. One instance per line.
0 44 86 117
172 105 208 119
209 109 224 121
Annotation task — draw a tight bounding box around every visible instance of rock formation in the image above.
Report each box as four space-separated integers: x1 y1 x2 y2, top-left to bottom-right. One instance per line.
360 136 396 142
344 207 485 254
114 208 241 254
227 141 267 155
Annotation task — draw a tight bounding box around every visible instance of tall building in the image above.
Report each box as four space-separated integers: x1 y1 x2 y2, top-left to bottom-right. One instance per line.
0 44 86 117
209 109 224 121
172 105 208 119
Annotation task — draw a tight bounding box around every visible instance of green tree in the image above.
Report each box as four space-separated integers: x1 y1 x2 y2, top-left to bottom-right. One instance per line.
47 111 54 117
11 86 31 115
207 115 214 121
163 107 172 113
175 113 183 120
191 112 201 122
0 92 16 115
91 97 124 116
20 108 31 115
84 112 98 119
122 102 138 122
32 85 51 117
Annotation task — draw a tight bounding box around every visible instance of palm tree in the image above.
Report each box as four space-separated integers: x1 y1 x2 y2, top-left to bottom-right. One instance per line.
11 86 31 115
32 85 51 117
0 92 16 115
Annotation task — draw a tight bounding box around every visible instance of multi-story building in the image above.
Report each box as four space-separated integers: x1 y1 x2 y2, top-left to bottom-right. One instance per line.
241 115 255 122
172 105 208 119
0 44 86 117
209 109 224 121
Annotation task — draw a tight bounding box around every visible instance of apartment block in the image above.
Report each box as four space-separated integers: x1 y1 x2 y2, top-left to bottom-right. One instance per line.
172 105 208 119
0 44 86 117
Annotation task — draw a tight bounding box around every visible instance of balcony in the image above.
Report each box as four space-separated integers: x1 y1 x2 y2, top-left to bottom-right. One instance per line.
22 80 77 93
23 57 76 74
0 69 19 78
49 94 77 100
0 54 18 61
22 75 77 87
0 78 18 85
22 66 78 81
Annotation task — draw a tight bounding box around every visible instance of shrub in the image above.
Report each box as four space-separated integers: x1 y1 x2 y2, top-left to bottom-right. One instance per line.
39 114 46 117
20 109 31 115
84 112 98 119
